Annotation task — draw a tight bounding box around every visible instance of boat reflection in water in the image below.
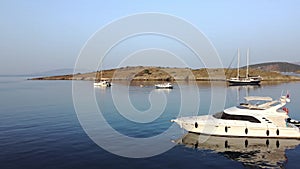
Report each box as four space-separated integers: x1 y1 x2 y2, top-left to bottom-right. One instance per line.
174 132 300 168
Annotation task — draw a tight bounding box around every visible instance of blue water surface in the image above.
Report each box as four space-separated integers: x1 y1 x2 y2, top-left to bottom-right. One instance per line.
0 77 300 169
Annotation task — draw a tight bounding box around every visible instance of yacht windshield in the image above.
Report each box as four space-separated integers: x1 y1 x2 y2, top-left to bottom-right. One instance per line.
213 112 261 123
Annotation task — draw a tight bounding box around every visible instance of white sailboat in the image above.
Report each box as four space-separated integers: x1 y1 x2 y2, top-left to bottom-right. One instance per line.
94 68 111 87
228 49 261 85
94 80 111 87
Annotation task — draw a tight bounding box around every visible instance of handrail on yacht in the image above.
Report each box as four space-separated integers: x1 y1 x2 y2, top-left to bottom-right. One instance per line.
244 96 273 101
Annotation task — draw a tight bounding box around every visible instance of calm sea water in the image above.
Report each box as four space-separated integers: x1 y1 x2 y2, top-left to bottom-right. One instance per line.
1 76 300 169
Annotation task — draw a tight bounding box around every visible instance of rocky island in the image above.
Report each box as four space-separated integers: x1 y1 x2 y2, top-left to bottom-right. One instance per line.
30 62 300 82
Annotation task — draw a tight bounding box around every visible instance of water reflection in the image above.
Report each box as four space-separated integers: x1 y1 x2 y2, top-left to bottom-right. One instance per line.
174 132 300 168
228 84 261 90
154 88 172 94
260 81 294 86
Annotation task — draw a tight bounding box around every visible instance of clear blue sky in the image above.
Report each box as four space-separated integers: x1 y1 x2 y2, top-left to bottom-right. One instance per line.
0 0 300 74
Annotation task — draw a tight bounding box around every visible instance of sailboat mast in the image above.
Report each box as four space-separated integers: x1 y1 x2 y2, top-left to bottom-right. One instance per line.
100 59 103 81
237 48 240 78
246 48 249 78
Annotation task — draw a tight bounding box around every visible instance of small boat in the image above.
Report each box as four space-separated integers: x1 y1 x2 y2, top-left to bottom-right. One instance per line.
94 80 111 87
171 93 300 139
155 83 173 89
227 48 262 85
94 68 111 87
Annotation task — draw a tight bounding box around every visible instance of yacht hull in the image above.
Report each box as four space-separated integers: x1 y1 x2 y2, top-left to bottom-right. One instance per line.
172 116 300 139
155 86 173 89
94 81 111 87
227 79 261 85
155 83 173 89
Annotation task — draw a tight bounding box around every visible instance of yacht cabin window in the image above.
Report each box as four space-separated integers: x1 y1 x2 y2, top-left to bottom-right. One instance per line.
213 112 261 123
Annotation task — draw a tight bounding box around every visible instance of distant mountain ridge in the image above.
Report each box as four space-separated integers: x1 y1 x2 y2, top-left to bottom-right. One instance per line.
294 62 300 65
243 62 300 72
28 68 91 77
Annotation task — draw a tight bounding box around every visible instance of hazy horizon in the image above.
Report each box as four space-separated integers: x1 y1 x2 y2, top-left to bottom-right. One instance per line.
1 0 300 75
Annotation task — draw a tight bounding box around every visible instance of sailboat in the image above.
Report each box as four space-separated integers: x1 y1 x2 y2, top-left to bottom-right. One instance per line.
227 48 261 85
94 69 111 87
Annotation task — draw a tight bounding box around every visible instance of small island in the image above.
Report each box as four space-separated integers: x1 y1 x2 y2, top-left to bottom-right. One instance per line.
30 62 300 82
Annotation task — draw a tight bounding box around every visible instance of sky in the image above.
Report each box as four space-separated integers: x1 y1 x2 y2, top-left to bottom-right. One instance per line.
0 0 300 74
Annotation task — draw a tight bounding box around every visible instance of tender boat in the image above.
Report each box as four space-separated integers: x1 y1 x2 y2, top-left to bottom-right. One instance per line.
155 83 173 89
227 48 262 85
171 93 300 139
94 80 111 87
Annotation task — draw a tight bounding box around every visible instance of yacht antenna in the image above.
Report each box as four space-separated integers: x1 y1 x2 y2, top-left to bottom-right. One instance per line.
237 48 240 78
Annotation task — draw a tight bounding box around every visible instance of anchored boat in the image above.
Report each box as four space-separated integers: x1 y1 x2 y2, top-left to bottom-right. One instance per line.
227 48 262 85
94 80 111 87
94 67 111 87
155 83 173 89
171 93 300 139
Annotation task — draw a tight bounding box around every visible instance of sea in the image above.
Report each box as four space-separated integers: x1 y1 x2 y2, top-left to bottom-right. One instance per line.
1 76 300 169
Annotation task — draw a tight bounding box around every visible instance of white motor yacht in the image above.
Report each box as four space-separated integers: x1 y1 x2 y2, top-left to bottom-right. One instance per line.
155 83 173 89
171 94 300 139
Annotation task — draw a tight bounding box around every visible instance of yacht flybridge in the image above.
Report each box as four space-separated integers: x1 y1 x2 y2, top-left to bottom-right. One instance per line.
171 94 300 139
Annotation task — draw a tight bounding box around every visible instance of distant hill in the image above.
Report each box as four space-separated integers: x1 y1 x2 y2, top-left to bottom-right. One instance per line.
30 66 300 81
242 62 300 72
28 68 91 77
294 62 300 65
